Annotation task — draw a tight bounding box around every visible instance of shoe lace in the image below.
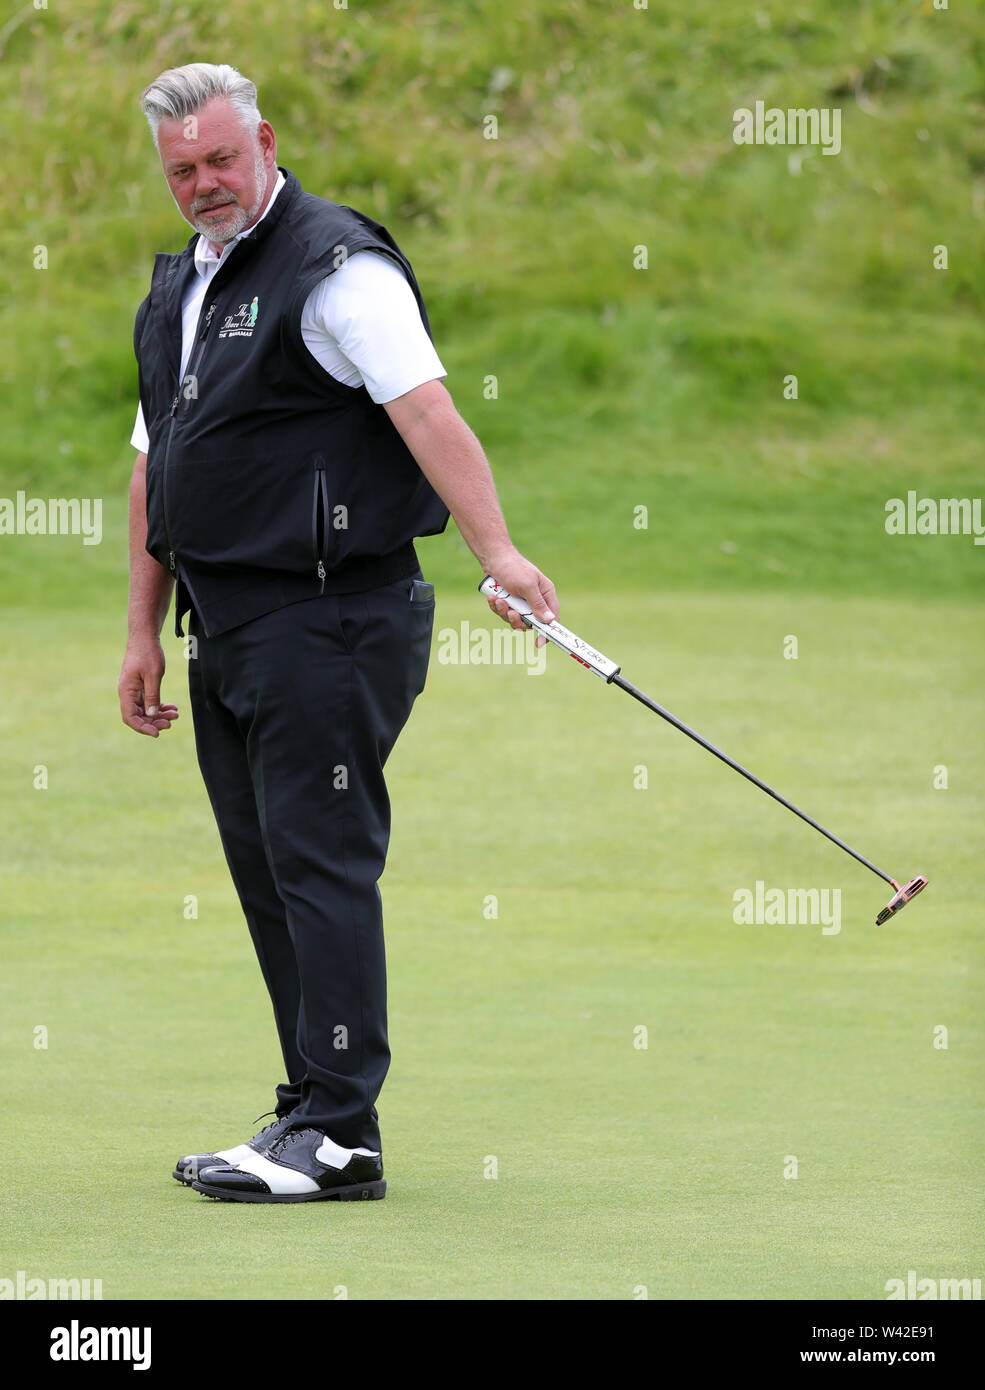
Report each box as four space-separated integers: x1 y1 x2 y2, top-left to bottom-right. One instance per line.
251 1111 285 1141
266 1125 321 1161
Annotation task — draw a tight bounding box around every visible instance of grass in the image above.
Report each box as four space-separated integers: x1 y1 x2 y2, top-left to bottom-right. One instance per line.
1 0 983 597
0 592 981 1298
0 0 981 1302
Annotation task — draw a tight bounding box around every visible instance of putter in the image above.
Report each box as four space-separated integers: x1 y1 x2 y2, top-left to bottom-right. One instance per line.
479 577 928 926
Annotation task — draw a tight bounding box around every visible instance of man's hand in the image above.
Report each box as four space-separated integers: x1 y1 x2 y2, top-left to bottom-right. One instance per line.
118 637 179 737
482 546 558 642
121 450 178 737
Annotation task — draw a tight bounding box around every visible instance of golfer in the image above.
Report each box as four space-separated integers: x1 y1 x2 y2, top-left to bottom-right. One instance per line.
118 62 557 1202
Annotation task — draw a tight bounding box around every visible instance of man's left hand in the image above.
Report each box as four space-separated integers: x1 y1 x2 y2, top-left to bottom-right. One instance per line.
483 547 558 644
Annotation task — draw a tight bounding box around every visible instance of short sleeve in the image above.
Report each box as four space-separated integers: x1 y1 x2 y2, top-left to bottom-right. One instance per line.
299 250 446 403
131 401 150 453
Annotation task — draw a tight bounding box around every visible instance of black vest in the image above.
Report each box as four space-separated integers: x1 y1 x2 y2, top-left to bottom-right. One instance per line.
133 166 448 636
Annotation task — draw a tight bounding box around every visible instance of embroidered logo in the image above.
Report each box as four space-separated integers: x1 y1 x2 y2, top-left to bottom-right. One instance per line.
218 297 259 338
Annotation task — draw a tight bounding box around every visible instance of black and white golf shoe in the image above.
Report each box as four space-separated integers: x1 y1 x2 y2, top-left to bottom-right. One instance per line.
172 1114 294 1187
191 1125 385 1203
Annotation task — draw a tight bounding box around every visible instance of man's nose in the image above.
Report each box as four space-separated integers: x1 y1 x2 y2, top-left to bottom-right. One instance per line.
193 169 222 201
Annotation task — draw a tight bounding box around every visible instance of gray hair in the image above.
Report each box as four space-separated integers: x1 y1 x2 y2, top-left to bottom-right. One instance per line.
139 63 262 151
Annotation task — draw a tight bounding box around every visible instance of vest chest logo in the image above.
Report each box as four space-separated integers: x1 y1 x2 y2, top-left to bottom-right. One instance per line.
218 296 260 339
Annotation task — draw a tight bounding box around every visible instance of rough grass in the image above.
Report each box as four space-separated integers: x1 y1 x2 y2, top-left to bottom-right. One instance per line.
1 0 983 596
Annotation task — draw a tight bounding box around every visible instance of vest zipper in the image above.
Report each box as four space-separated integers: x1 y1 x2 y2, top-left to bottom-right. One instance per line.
159 301 217 638
312 456 329 593
163 392 180 573
161 302 217 572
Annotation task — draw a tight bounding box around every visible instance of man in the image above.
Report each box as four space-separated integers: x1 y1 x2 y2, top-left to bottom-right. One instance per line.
119 63 557 1203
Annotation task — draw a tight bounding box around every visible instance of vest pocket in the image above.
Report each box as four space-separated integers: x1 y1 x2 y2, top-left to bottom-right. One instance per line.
312 455 330 591
163 447 352 576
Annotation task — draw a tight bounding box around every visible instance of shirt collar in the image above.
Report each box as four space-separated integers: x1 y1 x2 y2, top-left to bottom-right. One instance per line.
193 168 286 279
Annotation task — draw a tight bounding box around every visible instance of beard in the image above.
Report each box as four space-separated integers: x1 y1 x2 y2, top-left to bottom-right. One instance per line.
184 143 270 243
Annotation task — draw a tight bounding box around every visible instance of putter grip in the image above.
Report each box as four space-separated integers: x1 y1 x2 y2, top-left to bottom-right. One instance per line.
479 576 621 681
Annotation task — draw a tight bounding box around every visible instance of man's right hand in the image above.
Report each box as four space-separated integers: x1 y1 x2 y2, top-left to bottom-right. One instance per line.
118 638 179 737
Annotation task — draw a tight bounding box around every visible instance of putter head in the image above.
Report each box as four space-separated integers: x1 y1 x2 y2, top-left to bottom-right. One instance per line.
875 875 928 925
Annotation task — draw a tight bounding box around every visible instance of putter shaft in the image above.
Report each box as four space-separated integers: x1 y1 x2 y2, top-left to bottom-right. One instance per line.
612 674 897 888
478 576 902 890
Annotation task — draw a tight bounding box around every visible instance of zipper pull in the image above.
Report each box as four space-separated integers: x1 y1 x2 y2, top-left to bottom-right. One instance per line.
317 560 326 594
169 551 176 572
199 303 216 339
169 394 180 415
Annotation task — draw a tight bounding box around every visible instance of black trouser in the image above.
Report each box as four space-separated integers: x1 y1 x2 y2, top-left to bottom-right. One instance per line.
186 574 434 1153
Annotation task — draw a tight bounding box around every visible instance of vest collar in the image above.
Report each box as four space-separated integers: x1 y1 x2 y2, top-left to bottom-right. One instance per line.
149 166 302 384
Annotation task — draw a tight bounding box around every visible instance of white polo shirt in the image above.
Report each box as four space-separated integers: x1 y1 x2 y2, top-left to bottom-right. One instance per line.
130 169 445 453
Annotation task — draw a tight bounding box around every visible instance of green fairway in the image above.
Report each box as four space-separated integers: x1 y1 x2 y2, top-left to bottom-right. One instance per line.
1 590 981 1299
1 0 982 1308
